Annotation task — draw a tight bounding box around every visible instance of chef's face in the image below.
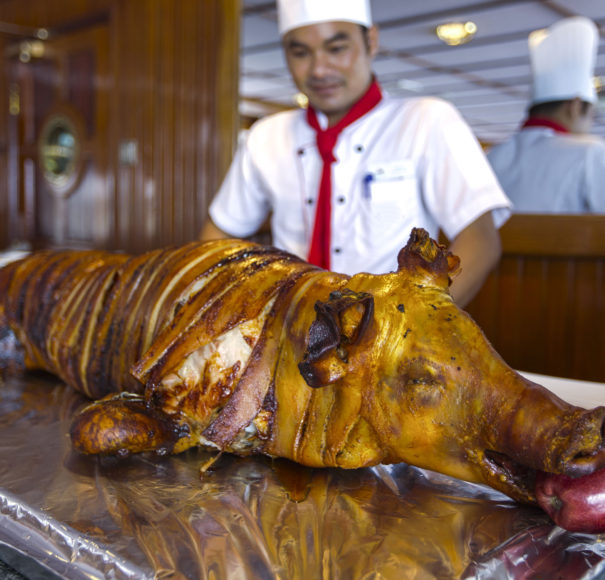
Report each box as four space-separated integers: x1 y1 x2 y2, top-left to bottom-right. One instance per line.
283 21 378 126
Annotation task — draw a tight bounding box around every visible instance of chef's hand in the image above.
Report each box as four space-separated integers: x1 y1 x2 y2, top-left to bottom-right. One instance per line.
448 211 502 307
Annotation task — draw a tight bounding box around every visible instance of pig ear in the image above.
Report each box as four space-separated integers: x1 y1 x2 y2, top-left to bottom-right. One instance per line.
298 289 374 388
396 228 460 288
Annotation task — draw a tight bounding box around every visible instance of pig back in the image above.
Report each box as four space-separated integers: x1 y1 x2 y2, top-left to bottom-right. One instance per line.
0 241 271 397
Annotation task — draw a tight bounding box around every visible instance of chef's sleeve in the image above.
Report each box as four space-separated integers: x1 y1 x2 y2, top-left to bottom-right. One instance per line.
419 99 512 240
584 140 605 213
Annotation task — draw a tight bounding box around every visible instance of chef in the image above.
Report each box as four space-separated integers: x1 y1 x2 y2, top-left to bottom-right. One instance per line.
488 16 605 213
201 0 512 307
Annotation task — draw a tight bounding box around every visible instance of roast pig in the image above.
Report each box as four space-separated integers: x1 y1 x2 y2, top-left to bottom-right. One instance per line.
1 228 605 514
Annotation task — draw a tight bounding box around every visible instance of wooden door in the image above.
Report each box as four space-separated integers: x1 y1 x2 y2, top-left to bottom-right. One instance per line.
6 21 111 249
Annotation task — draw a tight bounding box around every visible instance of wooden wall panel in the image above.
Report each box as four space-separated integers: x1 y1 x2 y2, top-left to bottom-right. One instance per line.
0 0 240 253
466 215 605 383
0 36 7 249
111 0 240 253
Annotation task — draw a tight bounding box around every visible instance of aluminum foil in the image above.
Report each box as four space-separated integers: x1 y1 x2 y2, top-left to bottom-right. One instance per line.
1 374 605 579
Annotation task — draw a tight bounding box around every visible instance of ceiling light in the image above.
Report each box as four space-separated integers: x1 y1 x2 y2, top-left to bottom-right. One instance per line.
435 21 477 46
18 39 45 62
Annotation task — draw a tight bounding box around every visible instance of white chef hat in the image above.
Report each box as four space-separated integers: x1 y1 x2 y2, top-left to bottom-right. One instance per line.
277 0 372 36
529 16 599 105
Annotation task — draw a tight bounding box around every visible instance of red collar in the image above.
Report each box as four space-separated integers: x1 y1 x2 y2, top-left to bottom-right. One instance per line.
522 117 569 134
306 78 383 138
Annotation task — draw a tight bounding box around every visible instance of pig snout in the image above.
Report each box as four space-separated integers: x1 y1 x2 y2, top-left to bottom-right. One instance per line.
534 408 605 534
475 377 605 505
493 378 605 479
552 406 605 478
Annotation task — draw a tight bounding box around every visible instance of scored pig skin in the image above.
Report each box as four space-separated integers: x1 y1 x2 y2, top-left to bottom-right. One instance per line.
2 229 605 511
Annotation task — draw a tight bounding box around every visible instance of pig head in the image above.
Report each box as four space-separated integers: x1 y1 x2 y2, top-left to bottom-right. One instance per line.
283 229 605 503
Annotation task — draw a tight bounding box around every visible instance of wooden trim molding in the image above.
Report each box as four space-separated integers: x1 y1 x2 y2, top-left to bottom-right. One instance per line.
499 214 605 257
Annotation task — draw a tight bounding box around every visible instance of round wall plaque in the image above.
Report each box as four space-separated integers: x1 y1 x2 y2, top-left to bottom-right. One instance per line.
38 110 83 197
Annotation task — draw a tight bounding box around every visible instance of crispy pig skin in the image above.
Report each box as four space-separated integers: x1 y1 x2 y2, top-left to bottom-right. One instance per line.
2 230 605 506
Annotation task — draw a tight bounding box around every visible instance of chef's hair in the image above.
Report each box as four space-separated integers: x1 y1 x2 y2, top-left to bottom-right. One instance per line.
360 25 371 52
528 99 592 118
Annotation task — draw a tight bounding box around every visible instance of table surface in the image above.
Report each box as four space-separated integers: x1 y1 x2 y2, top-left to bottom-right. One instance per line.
0 371 605 579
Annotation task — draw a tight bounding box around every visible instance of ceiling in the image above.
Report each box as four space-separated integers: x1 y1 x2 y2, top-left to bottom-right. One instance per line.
239 0 605 144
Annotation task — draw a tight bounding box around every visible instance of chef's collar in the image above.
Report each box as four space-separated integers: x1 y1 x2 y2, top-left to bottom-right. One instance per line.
313 110 329 131
306 78 383 132
521 117 569 134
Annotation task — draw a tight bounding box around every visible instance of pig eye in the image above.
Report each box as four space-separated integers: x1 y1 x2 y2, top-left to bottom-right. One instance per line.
400 359 444 403
405 378 444 409
404 374 442 391
403 358 441 385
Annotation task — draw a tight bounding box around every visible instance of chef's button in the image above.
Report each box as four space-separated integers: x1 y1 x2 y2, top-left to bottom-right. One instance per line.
297 148 305 156
306 197 314 205
337 196 346 204
333 247 342 254
355 145 364 153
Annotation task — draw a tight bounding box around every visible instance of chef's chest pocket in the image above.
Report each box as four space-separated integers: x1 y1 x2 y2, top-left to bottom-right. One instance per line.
364 162 421 228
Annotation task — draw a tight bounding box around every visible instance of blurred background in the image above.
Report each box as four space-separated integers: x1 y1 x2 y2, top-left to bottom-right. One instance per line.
0 0 603 255
240 0 605 143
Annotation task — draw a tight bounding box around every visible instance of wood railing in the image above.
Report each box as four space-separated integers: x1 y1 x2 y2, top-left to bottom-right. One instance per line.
465 214 605 383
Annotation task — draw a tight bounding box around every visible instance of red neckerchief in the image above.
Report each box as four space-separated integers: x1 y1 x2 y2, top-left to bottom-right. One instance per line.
522 117 569 134
305 79 382 269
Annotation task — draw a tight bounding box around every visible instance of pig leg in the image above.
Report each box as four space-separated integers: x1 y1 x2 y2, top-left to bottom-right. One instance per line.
70 393 194 457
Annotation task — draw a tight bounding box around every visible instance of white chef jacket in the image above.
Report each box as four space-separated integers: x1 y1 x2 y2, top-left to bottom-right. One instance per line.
487 127 605 214
210 96 511 275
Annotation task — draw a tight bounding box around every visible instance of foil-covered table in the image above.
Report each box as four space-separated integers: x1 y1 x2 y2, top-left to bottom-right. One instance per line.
1 372 605 579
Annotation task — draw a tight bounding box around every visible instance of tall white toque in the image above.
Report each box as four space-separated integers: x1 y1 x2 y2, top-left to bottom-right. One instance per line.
277 0 372 36
529 16 599 105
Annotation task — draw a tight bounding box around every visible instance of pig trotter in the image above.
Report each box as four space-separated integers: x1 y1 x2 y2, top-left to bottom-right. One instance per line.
70 393 191 457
